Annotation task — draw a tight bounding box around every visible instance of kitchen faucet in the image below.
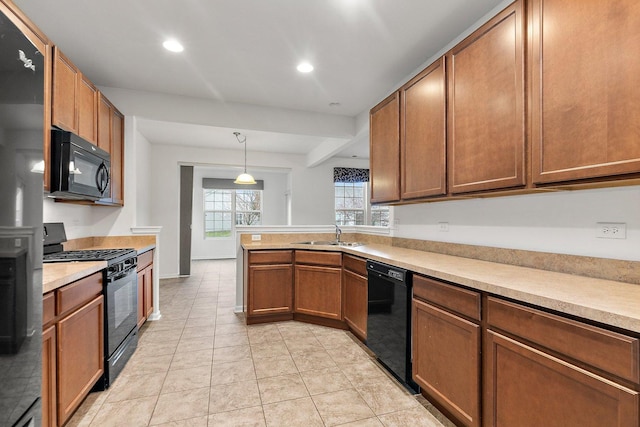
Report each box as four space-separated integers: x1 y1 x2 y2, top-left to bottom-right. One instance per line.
335 224 342 243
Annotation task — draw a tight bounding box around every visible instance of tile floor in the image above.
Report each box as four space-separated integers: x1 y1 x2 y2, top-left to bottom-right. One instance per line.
67 260 451 427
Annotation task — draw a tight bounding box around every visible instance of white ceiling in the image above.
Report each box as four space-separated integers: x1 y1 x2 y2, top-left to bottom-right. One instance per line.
14 0 506 160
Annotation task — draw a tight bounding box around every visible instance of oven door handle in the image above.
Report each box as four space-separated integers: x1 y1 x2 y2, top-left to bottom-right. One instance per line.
109 266 137 283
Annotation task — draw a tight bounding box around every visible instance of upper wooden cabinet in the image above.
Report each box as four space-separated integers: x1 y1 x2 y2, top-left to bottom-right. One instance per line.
77 74 98 144
370 91 400 203
97 93 125 206
52 47 78 134
447 0 526 194
400 57 447 199
530 0 640 184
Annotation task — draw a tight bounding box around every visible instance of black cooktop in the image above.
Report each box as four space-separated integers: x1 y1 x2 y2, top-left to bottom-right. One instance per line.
43 248 136 263
42 222 136 266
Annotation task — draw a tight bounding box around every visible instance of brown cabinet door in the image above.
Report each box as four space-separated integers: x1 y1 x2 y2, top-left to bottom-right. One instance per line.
57 295 104 426
413 298 480 427
110 109 124 205
484 330 639 427
144 266 153 318
447 0 525 194
136 269 145 328
42 324 57 427
97 94 112 153
370 91 400 203
52 47 78 133
401 57 447 199
248 264 293 316
530 0 640 184
342 269 367 340
295 265 342 320
77 74 97 144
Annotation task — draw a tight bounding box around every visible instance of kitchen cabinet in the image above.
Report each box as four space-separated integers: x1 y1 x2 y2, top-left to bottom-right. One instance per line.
412 275 481 427
42 291 56 427
370 91 400 203
52 47 78 134
342 254 367 340
245 250 294 324
136 250 154 328
484 297 640 427
41 272 105 427
97 93 125 206
400 57 447 199
446 0 525 194
294 250 342 321
77 73 98 144
530 0 640 185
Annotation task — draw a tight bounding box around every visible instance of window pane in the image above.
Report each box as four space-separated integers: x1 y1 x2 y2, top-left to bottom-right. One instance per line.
204 188 262 238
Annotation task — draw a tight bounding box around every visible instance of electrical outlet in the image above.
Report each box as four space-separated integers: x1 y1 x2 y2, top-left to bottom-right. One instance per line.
596 222 626 239
251 234 262 241
438 222 449 232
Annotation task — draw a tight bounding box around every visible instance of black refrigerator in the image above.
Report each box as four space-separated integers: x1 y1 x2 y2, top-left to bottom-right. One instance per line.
0 5 44 427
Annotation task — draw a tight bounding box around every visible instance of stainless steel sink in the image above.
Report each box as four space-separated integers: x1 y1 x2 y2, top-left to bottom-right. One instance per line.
294 240 363 247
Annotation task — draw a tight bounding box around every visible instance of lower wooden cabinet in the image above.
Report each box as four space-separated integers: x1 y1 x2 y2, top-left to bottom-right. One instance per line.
245 250 293 323
42 324 57 427
484 330 639 427
57 294 104 425
342 255 367 340
137 250 154 328
412 277 481 427
294 264 342 320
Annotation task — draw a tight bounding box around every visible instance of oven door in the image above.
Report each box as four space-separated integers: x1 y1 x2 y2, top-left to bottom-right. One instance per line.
105 265 138 357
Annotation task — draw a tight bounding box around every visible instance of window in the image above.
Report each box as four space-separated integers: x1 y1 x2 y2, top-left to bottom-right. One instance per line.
204 189 262 238
334 167 389 227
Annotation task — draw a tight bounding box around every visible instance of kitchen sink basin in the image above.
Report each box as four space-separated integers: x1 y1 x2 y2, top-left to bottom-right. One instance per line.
294 240 363 247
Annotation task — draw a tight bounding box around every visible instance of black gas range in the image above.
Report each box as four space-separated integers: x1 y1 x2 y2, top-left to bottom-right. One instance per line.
43 223 139 390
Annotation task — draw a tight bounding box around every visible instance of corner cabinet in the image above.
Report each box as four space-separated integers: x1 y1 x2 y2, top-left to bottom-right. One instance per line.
530 0 640 184
447 0 526 194
294 250 342 321
245 250 294 324
412 275 481 427
342 254 367 340
370 91 400 203
400 57 447 199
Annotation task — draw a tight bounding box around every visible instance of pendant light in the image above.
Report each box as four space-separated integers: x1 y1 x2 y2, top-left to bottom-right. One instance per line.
233 132 256 185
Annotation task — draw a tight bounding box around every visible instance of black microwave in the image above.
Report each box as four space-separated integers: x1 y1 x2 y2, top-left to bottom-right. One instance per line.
49 129 110 201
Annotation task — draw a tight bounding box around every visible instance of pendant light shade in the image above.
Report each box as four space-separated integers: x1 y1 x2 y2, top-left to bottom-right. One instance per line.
233 132 256 185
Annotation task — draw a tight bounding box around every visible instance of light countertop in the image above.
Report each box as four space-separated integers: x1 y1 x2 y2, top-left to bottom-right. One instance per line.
243 241 640 334
43 261 107 294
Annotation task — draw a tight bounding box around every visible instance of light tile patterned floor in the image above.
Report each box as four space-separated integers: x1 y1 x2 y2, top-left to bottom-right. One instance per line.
67 260 449 427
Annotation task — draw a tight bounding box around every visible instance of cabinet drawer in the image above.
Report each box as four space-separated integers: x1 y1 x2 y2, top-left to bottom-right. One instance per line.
43 292 56 326
413 274 481 321
343 254 366 276
295 250 342 267
487 297 640 383
249 250 292 265
57 272 103 317
137 250 153 270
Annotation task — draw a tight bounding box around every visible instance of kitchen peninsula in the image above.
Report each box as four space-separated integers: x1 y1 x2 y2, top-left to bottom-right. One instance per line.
242 232 640 427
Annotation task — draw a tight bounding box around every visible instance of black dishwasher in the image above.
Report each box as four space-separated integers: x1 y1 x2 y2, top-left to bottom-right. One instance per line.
366 260 419 393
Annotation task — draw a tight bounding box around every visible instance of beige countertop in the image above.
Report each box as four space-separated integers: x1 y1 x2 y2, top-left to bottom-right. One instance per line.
43 261 107 294
243 241 640 334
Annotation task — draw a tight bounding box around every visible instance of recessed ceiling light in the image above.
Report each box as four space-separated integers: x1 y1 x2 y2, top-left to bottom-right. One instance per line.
296 62 314 73
163 39 184 53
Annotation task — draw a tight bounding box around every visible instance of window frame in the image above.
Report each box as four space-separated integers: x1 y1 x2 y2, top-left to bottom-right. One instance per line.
334 181 389 227
203 188 263 239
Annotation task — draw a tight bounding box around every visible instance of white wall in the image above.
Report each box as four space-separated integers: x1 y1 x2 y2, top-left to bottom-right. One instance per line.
191 166 289 260
393 185 640 261
150 142 369 277
134 118 152 226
